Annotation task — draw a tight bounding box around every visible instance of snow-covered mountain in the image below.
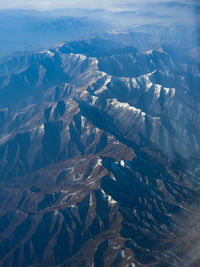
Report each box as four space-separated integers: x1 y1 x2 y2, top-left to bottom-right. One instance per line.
0 33 200 267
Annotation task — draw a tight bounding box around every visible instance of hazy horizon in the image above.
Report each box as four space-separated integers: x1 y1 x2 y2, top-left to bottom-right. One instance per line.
0 0 197 11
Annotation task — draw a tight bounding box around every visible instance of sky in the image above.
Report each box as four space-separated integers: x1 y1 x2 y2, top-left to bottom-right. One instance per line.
0 0 194 11
0 0 127 10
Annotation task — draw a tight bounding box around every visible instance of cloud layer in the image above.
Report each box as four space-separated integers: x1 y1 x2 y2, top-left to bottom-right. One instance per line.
0 0 194 11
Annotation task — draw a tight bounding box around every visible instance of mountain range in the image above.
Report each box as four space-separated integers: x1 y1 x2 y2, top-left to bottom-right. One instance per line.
0 28 200 267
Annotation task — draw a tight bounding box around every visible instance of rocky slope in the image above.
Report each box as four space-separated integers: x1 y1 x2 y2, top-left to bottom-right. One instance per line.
0 36 200 267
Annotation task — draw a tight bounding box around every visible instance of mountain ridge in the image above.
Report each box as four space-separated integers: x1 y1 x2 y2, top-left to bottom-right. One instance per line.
0 35 200 266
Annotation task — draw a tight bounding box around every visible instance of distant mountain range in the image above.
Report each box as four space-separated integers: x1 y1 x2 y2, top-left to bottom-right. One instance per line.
0 4 199 57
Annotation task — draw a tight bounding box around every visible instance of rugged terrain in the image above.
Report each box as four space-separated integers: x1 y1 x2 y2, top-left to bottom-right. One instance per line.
0 33 200 267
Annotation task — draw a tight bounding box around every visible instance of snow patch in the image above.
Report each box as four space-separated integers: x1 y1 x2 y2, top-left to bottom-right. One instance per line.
100 189 117 205
125 264 136 267
163 87 170 95
120 160 125 167
163 87 175 97
145 76 153 91
39 124 45 133
96 158 102 167
95 75 112 94
110 99 146 119
145 49 153 55
0 134 12 145
54 210 60 216
154 84 162 98
70 205 77 208
92 58 99 65
110 173 117 182
47 50 55 57
60 192 76 204
89 193 94 207
108 195 117 205
90 95 98 105
40 50 54 57
81 116 86 128
120 249 126 258
131 78 137 88
70 53 86 61
171 88 176 97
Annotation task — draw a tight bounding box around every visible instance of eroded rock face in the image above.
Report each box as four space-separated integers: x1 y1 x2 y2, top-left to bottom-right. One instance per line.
0 34 200 267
